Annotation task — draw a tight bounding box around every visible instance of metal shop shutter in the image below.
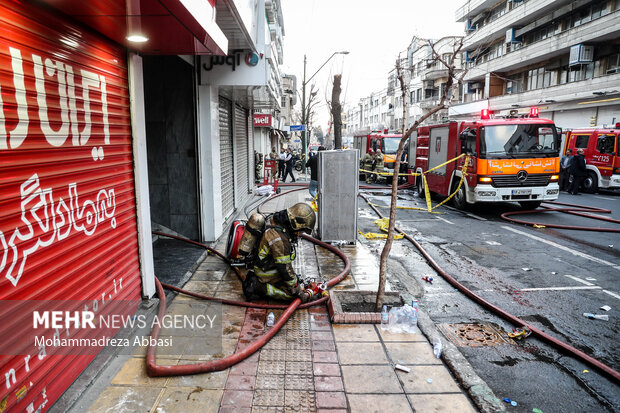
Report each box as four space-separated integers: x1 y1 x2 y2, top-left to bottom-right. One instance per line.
234 105 249 202
0 2 142 411
219 97 235 218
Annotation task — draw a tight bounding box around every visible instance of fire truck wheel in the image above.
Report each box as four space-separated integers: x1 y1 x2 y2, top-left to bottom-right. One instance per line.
518 201 542 210
451 183 467 210
416 177 425 199
582 171 598 193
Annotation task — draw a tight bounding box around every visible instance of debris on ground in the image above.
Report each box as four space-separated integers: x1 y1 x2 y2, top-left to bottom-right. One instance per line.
395 364 410 373
583 313 609 321
508 327 531 340
522 268 532 271
600 305 611 311
422 275 433 284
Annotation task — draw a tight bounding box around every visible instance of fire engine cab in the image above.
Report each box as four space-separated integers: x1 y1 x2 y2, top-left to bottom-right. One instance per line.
354 129 404 179
408 108 562 209
563 125 620 192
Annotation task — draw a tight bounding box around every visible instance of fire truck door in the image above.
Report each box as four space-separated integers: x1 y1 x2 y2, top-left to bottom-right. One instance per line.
592 133 616 174
428 127 450 176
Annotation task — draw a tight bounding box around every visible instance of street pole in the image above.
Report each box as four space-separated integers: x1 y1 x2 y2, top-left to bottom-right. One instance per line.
302 55 307 180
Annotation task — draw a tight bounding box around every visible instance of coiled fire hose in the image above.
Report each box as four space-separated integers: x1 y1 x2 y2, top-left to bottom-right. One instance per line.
146 190 350 377
359 193 620 383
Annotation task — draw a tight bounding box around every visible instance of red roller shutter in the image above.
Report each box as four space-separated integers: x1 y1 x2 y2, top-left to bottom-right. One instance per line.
0 2 141 412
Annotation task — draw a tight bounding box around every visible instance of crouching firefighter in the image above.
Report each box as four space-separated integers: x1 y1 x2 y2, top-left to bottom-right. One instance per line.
242 203 316 302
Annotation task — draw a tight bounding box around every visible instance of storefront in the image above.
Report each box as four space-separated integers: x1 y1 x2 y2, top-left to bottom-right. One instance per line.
0 2 142 411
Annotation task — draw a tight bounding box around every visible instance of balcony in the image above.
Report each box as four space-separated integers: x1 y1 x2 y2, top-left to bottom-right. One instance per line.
425 69 450 80
451 72 620 116
462 0 573 51
456 0 503 23
463 11 620 82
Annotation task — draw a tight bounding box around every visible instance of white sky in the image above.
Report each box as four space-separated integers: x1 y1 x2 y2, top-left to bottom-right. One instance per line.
280 0 465 130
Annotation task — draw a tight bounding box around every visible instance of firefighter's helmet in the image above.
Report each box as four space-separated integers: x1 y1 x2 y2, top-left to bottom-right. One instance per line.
286 203 316 234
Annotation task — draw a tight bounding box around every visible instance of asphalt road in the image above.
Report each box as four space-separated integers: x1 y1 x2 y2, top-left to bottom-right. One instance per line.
358 187 620 413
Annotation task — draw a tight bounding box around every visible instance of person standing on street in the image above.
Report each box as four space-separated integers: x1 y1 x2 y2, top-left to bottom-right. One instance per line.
269 147 278 160
559 149 573 191
282 148 296 183
277 149 286 179
568 148 586 195
373 148 385 184
306 146 325 198
363 149 375 183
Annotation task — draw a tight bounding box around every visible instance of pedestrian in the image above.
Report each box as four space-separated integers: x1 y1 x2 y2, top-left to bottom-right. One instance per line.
306 146 325 198
282 148 296 182
559 149 573 191
373 148 385 184
269 147 278 160
277 149 286 179
568 148 586 195
242 202 316 302
363 149 375 183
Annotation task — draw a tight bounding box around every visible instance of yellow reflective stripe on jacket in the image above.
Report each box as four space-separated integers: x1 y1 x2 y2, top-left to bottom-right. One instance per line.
265 284 293 300
274 254 294 264
258 245 270 261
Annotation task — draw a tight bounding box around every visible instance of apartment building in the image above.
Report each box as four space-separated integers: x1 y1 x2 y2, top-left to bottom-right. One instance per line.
451 0 620 128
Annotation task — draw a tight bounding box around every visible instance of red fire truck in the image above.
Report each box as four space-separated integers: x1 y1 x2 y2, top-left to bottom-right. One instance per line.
354 129 404 179
563 125 620 192
408 108 562 209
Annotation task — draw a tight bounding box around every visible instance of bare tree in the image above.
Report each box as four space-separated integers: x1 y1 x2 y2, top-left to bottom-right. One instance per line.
375 39 467 311
331 74 343 149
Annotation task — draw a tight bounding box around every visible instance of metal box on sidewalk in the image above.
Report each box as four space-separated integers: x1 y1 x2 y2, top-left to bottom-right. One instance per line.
317 149 359 243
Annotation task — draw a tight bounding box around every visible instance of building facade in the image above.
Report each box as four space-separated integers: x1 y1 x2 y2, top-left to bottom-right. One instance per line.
451 0 620 129
0 0 287 411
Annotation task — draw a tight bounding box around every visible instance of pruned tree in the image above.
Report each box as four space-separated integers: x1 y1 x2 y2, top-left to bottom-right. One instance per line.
331 74 343 149
375 38 467 311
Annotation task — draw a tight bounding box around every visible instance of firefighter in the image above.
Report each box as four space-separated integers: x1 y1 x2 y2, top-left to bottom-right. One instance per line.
363 149 375 182
242 202 316 302
373 148 385 184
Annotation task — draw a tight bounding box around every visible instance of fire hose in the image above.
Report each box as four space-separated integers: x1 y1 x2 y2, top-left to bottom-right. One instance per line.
501 200 620 233
359 192 620 383
146 190 350 377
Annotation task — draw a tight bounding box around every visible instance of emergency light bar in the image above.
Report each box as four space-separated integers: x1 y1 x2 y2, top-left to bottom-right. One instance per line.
480 109 491 119
530 107 539 117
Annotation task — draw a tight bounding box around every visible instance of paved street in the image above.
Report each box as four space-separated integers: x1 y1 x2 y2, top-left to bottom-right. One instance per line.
358 187 620 413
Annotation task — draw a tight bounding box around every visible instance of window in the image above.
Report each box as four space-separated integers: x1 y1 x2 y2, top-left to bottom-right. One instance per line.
460 128 477 154
596 135 615 154
575 135 590 148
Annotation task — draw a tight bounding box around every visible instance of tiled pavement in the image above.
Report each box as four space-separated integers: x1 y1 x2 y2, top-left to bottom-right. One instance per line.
85 190 478 413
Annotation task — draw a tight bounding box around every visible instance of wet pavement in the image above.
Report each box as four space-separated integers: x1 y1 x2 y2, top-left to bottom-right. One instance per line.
74 188 482 413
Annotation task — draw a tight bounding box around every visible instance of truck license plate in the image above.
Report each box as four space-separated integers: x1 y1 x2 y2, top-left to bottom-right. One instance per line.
512 189 531 195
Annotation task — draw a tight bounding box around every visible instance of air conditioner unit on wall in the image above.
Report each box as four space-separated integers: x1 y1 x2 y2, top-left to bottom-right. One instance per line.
569 44 594 66
505 28 522 44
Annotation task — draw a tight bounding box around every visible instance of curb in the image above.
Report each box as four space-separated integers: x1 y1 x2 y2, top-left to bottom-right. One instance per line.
415 306 507 413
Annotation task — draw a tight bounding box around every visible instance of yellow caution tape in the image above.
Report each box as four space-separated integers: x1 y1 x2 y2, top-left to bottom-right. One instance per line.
533 224 546 229
311 194 319 212
358 230 404 240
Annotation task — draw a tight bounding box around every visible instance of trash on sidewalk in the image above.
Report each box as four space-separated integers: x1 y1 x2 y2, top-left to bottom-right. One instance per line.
395 364 410 373
266 312 275 327
503 398 517 406
255 185 274 196
600 305 611 311
426 378 433 383
521 268 532 271
433 338 442 358
422 275 433 284
532 409 544 413
508 326 531 340
583 313 609 321
386 304 418 334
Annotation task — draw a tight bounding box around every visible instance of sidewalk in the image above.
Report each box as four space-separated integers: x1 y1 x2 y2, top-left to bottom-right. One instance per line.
82 189 479 413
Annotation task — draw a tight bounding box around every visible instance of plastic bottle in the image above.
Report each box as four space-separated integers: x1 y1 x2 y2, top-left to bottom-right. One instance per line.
433 338 443 358
380 305 389 330
266 312 275 327
411 300 419 333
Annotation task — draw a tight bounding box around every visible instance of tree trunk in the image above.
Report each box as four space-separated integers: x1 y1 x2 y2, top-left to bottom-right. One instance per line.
331 74 342 149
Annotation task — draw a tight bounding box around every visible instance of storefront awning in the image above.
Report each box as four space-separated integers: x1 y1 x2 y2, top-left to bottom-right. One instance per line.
39 0 228 55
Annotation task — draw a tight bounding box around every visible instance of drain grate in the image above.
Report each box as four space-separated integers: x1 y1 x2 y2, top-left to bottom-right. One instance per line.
438 323 512 347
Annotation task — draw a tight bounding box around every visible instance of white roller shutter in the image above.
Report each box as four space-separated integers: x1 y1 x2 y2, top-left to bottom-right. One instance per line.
219 97 235 217
234 105 249 202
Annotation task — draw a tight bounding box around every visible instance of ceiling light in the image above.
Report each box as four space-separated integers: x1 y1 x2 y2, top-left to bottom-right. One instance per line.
127 34 149 43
